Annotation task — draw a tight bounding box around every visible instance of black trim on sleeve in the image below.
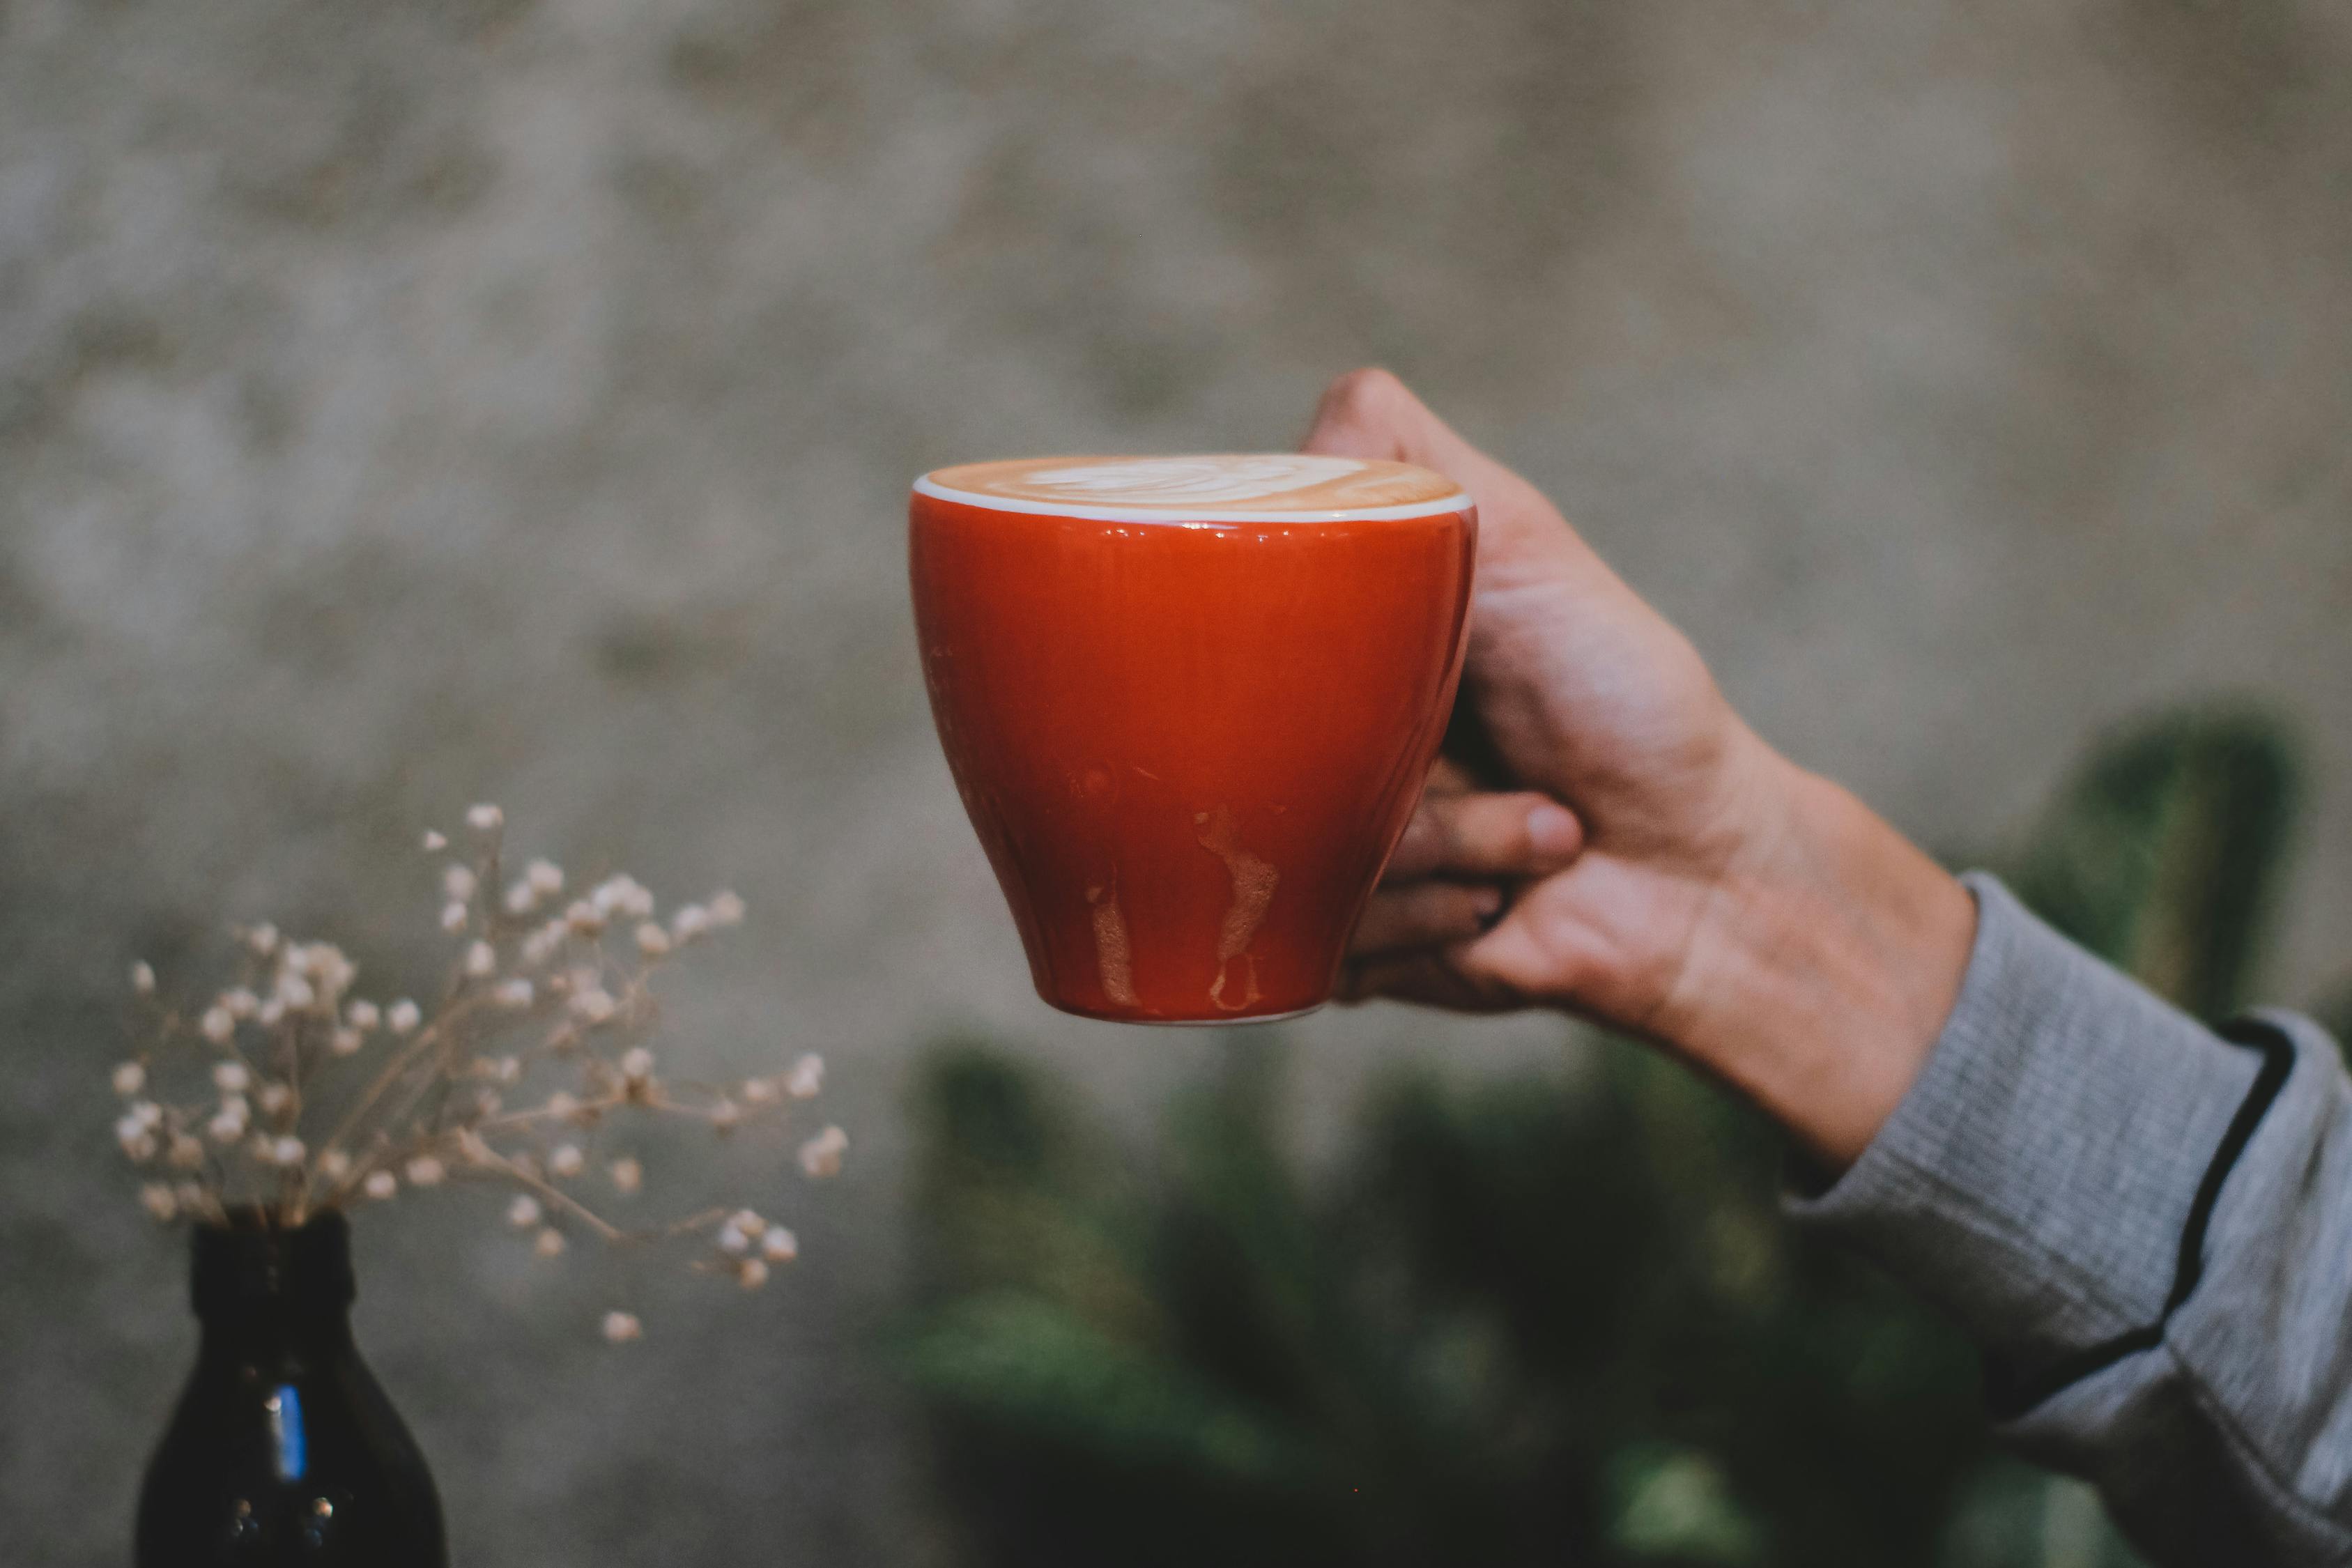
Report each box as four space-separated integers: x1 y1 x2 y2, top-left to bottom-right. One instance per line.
1983 1017 2297 1422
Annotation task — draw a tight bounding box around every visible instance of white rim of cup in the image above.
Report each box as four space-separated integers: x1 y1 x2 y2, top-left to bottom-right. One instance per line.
912 472 1476 525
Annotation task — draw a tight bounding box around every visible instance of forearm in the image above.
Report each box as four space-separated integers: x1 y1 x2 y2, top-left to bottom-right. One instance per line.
1659 741 1976 1169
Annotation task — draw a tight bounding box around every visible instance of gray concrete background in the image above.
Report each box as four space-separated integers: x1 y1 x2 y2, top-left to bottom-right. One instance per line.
4 0 2351 1561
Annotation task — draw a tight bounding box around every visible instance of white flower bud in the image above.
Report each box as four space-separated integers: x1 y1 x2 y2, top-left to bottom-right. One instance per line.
620 1047 654 1082
246 923 279 958
317 1148 351 1181
256 1083 293 1116
737 1259 769 1289
363 1169 398 1200
167 1134 205 1169
493 977 534 1009
129 1100 164 1130
466 803 504 833
346 999 381 1032
223 988 259 1020
387 999 422 1035
545 1090 581 1121
201 1006 235 1044
213 1061 251 1093
785 1054 824 1100
564 900 606 935
601 1311 642 1344
139 1183 178 1222
269 1135 305 1167
608 1156 643 1195
504 879 537 916
463 941 496 978
798 1125 847 1179
760 1227 799 1263
258 999 286 1028
507 1194 543 1228
741 1077 778 1104
112 1061 146 1096
422 829 448 852
404 1155 446 1187
569 987 616 1025
709 891 746 927
709 1098 740 1132
208 1100 249 1143
274 972 315 1010
633 922 671 958
549 1144 585 1178
330 1028 364 1056
717 1220 750 1254
526 859 564 896
440 901 470 934
670 905 712 943
443 864 477 902
116 1115 157 1161
130 961 157 996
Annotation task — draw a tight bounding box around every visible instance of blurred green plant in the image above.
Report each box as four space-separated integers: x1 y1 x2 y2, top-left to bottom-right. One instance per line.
901 708 2309 1567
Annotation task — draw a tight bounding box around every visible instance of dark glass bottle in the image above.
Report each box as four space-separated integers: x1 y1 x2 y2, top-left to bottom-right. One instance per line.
136 1209 447 1567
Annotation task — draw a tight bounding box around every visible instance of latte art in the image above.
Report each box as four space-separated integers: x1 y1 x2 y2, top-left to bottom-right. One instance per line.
916 454 1468 521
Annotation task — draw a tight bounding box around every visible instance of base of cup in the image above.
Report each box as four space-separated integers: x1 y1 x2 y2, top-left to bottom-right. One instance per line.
1041 999 1329 1028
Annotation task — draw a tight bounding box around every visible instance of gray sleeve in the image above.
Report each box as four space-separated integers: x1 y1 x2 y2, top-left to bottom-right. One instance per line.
1786 873 2352 1567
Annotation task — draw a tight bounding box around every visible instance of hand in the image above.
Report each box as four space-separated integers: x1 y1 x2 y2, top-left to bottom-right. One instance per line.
1310 369 1976 1166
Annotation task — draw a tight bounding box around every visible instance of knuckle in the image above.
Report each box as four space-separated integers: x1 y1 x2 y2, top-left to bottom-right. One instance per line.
1321 365 1408 424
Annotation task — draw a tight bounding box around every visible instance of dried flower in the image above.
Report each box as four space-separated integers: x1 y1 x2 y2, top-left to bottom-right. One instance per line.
508 1195 543 1228
709 1098 740 1132
330 1027 364 1056
443 864 477 902
608 1156 643 1195
213 1061 250 1094
709 891 745 927
258 999 286 1029
363 1170 398 1201
760 1227 798 1263
256 1082 294 1116
737 1259 769 1289
718 1219 751 1254
563 900 606 935
799 1125 848 1179
387 998 422 1035
463 941 496 978
549 1144 585 1179
268 1135 306 1167
246 923 279 958
112 1061 146 1096
141 1183 178 1222
346 999 381 1032
273 972 315 1010
786 1054 824 1100
569 987 617 1025
493 977 534 1009
223 988 259 1020
405 1155 446 1187
671 905 712 944
526 859 564 896
116 1114 158 1162
466 803 504 833
742 1077 778 1105
592 875 654 921
502 881 535 916
130 961 157 995
634 922 671 958
208 1099 249 1143
200 1006 236 1045
422 829 448 851
440 902 470 933
620 1047 654 1083
167 1134 206 1169
317 1148 351 1182
601 1311 642 1344
534 1227 567 1258
545 1090 581 1122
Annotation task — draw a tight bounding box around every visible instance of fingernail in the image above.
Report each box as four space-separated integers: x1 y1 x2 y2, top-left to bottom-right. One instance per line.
1527 803 1580 860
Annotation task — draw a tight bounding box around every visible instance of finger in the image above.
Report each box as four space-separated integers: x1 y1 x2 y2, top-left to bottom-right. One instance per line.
1337 950 1517 1013
1350 883 1505 959
1384 792 1584 882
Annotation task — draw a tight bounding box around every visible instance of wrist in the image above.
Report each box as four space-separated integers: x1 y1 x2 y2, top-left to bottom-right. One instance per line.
1668 744 1977 1167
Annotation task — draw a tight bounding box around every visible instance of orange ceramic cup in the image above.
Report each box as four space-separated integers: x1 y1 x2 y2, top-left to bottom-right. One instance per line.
909 455 1476 1024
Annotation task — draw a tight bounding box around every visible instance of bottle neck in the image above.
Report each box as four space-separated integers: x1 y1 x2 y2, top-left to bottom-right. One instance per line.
190 1208 358 1358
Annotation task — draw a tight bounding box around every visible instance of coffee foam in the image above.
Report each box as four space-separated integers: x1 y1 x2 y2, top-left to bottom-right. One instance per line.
916 454 1470 521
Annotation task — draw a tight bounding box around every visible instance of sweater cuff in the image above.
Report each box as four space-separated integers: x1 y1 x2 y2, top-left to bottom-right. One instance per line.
1785 873 2261 1386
